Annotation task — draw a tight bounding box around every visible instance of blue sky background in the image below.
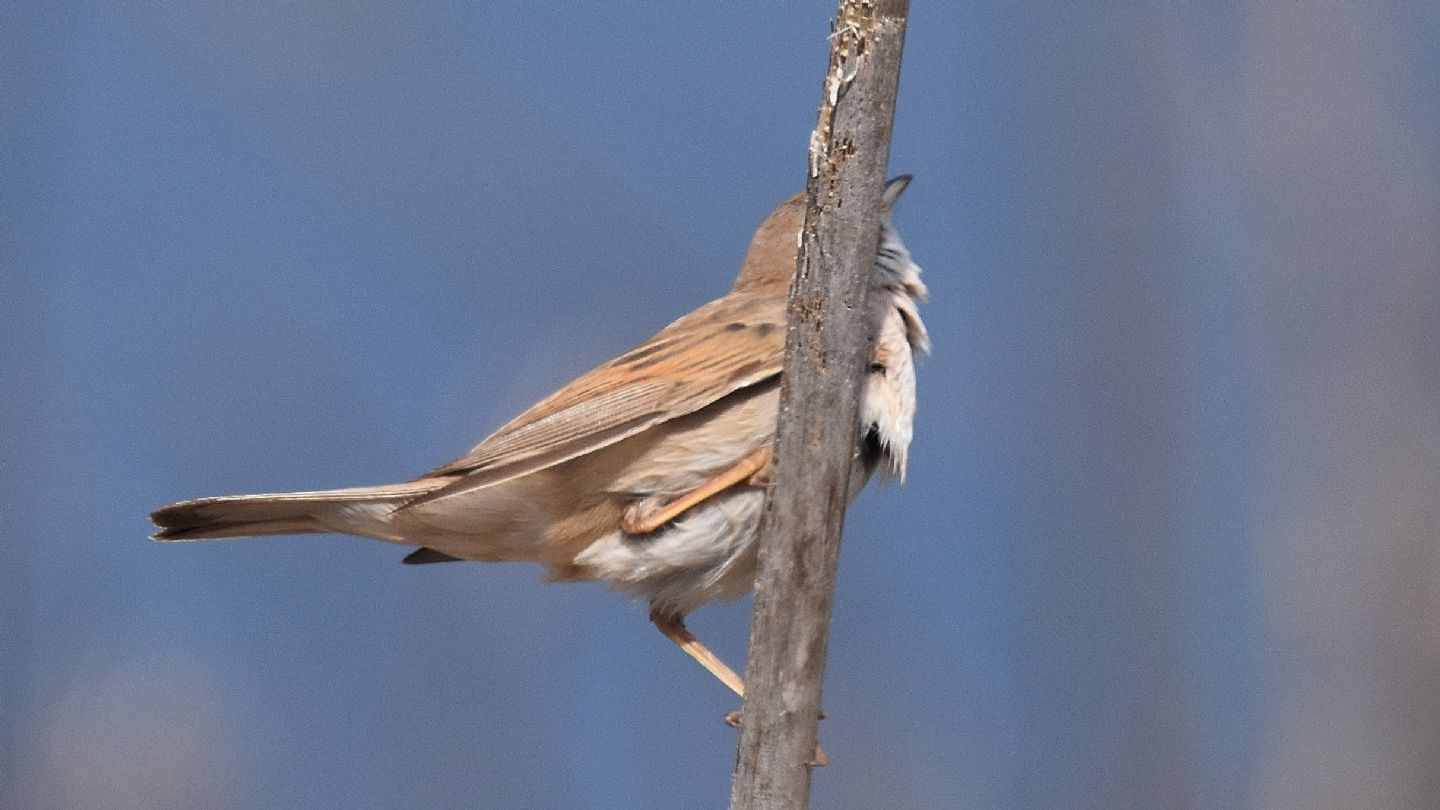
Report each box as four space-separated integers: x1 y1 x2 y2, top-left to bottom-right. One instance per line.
4 4 1438 809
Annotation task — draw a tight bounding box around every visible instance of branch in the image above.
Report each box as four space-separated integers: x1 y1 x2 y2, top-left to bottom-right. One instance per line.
729 2 909 809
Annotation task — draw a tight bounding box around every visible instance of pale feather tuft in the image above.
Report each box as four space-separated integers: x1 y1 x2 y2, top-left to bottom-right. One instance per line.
860 213 928 485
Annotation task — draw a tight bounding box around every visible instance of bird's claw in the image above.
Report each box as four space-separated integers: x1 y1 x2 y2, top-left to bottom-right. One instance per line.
723 707 828 766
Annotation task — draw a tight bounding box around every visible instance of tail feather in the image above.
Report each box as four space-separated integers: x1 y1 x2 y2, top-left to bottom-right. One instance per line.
149 483 437 542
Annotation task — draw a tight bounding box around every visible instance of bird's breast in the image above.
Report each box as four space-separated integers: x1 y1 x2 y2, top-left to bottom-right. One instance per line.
860 301 919 481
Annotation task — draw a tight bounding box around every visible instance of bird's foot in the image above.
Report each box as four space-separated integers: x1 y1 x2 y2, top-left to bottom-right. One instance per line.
722 707 828 766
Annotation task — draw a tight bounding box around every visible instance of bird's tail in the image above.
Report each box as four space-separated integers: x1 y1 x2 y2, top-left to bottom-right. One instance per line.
149 482 438 542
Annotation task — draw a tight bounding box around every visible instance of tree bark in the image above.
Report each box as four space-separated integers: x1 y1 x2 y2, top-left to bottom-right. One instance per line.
728 2 909 809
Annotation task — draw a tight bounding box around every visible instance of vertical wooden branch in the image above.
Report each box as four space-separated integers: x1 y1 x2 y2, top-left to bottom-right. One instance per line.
729 2 909 809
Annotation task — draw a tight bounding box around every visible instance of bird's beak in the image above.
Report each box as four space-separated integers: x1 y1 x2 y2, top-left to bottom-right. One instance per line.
883 174 913 210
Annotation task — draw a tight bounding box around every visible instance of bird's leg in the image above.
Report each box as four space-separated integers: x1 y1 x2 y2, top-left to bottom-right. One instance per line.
650 610 745 697
623 446 774 535
651 610 828 766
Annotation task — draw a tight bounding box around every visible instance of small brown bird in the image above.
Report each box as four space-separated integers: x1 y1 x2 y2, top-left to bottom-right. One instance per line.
151 176 929 701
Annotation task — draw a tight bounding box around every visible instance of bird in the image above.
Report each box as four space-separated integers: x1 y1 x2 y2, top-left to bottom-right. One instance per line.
150 175 929 705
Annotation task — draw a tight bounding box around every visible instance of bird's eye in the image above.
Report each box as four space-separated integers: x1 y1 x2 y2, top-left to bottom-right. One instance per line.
869 362 886 374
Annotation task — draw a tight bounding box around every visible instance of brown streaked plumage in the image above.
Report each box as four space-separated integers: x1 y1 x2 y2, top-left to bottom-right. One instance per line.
150 177 929 707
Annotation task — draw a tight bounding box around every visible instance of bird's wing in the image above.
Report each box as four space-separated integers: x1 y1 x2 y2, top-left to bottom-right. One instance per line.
400 291 788 509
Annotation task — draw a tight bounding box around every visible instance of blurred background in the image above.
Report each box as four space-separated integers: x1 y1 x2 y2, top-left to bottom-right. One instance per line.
3 3 1438 808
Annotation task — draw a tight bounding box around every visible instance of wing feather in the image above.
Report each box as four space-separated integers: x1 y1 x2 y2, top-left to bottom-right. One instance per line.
401 292 787 509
